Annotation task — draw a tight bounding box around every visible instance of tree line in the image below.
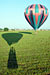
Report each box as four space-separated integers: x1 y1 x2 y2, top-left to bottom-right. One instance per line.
0 28 16 31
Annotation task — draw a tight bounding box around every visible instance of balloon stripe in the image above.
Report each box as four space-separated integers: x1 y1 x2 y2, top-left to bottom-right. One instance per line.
35 13 38 25
37 15 41 28
41 16 48 25
38 16 45 28
30 5 33 8
41 15 48 24
39 11 44 25
40 5 43 8
29 15 35 29
30 11 34 25
35 5 39 13
33 15 37 30
25 14 31 25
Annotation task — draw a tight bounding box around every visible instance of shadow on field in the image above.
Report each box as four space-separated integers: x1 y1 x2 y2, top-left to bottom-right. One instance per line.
2 33 23 45
7 47 18 69
19 32 32 34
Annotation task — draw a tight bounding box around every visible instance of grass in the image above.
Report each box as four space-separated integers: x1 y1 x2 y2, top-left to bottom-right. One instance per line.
0 30 50 75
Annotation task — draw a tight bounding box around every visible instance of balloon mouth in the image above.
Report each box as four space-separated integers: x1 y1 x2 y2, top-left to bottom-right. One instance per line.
32 27 37 30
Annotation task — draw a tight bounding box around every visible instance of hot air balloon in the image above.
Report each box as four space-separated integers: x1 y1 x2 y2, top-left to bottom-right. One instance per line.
24 4 48 30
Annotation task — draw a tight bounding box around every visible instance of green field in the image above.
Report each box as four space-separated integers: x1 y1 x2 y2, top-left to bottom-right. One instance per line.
0 30 50 75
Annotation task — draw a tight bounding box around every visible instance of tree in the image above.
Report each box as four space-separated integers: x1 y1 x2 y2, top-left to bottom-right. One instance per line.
0 28 3 31
4 27 9 31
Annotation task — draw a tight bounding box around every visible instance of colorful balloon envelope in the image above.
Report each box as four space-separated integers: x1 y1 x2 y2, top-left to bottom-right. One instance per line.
24 4 48 30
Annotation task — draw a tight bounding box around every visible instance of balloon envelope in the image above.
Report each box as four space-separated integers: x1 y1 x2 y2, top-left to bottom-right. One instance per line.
24 4 48 30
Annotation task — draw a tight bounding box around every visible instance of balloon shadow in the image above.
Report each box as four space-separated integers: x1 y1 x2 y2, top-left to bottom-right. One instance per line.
7 47 18 69
19 32 32 34
2 33 23 46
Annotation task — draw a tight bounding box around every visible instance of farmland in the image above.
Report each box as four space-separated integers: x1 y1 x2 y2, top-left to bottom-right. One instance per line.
0 30 50 75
